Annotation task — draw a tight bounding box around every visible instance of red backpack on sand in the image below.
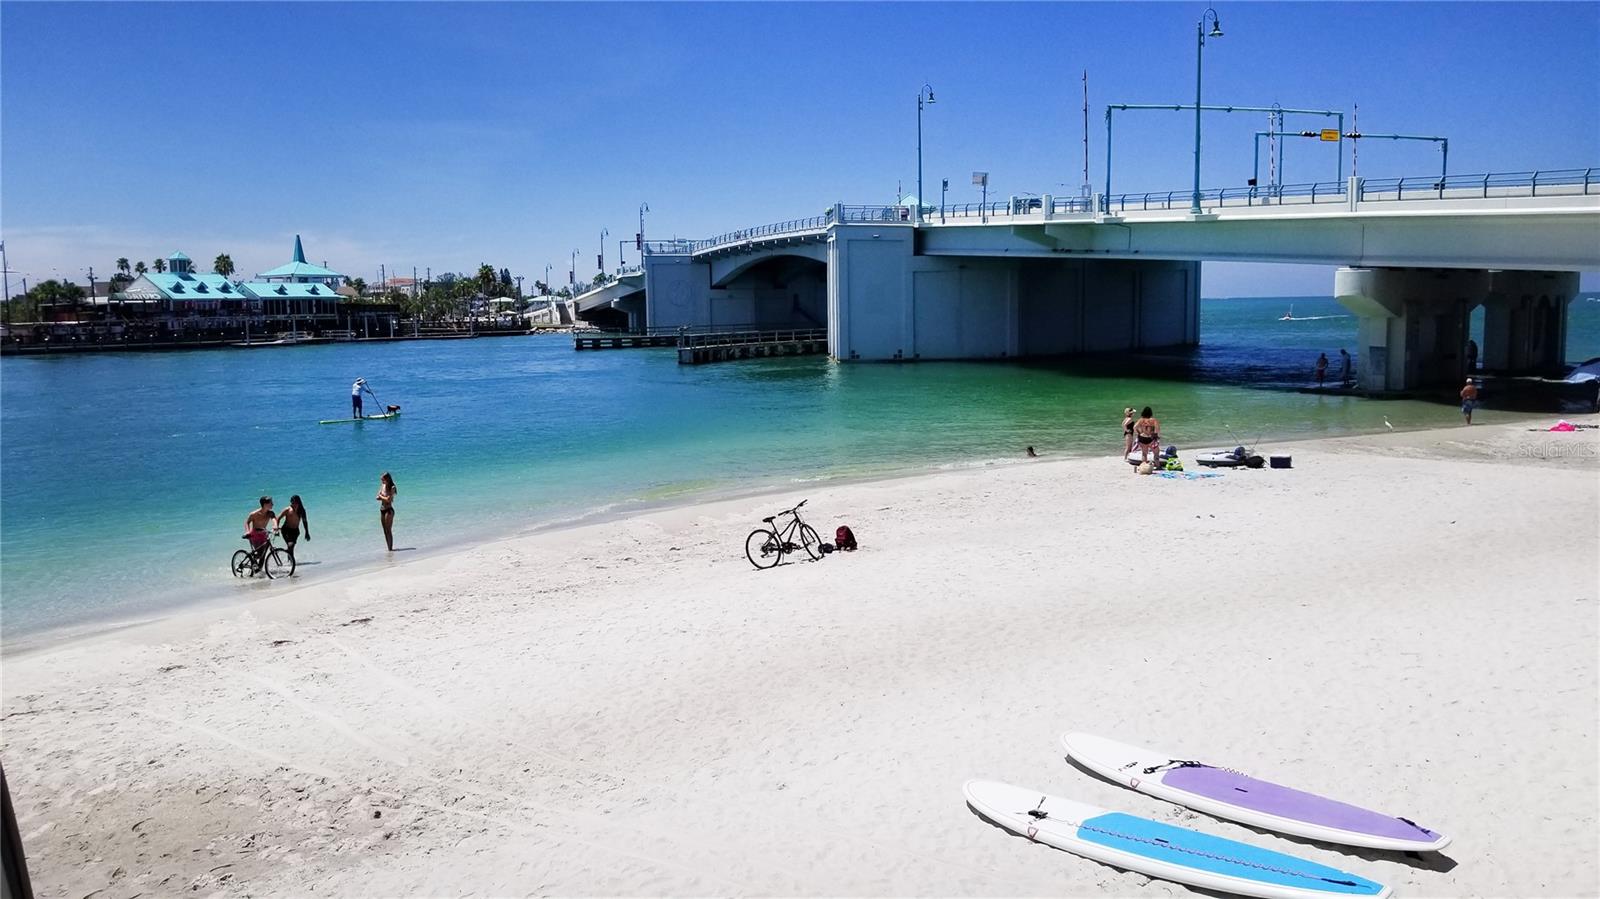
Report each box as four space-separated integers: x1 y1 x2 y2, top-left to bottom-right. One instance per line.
834 525 858 551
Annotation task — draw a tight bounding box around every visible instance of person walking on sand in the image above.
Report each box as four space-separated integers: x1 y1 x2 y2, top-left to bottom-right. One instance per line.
1315 352 1329 387
351 378 368 419
1461 378 1479 425
376 472 398 551
1122 407 1136 458
279 495 310 563
1133 406 1161 469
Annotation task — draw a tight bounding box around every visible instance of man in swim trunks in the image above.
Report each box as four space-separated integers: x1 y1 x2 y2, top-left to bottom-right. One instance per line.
1460 378 1479 425
1133 406 1161 469
351 378 367 418
243 496 278 562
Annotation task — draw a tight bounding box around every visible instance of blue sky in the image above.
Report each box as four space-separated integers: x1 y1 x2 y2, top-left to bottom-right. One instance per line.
3 1 1596 295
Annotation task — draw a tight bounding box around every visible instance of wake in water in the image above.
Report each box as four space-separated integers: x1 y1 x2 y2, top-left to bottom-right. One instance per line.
1279 314 1350 321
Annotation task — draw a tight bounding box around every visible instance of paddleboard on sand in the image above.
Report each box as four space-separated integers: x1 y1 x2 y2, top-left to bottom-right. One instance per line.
1062 732 1449 852
964 780 1389 899
318 412 401 425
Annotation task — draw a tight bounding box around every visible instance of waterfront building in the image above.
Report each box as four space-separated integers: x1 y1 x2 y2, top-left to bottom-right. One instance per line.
116 251 251 326
113 236 347 331
237 236 345 322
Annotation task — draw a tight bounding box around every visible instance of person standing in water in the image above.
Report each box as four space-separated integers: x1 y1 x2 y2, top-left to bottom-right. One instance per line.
279 495 310 563
1339 348 1353 387
351 378 367 419
243 496 278 560
376 472 398 551
1122 407 1136 459
1315 352 1329 386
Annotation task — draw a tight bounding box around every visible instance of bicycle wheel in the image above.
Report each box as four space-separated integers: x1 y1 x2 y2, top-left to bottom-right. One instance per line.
231 550 251 578
264 548 295 579
745 528 782 570
798 524 823 561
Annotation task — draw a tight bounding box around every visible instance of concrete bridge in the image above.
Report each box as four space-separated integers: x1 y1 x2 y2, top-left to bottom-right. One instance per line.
641 167 1600 390
571 267 646 330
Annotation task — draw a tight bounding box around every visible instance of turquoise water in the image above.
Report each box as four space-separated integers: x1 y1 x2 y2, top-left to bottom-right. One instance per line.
3 295 1597 641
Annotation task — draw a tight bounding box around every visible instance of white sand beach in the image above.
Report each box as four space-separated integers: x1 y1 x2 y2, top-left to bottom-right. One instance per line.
2 417 1597 897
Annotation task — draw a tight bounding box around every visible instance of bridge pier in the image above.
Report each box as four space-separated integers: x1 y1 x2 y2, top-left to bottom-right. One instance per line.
827 224 1198 361
1481 270 1580 375
1336 267 1580 391
1335 267 1485 392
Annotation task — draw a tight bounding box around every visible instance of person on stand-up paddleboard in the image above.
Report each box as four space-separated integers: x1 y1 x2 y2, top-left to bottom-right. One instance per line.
351 378 367 419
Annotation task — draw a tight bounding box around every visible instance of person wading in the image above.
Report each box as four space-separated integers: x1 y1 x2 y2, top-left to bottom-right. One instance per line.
376 472 398 551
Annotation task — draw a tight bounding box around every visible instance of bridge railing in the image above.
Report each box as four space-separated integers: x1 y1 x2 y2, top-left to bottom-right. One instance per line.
1101 167 1597 212
643 239 697 255
1357 168 1595 201
695 214 833 253
835 205 906 223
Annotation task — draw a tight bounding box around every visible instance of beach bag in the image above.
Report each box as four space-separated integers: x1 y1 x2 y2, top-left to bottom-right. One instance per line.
1165 457 1184 471
834 525 858 551
1136 462 1154 475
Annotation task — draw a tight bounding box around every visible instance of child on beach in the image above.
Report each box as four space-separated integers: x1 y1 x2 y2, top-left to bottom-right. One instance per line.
1122 407 1136 458
1461 379 1479 424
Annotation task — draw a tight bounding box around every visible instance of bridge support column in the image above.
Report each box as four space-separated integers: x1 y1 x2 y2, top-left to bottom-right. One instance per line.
643 252 713 331
1335 267 1489 392
1480 270 1579 375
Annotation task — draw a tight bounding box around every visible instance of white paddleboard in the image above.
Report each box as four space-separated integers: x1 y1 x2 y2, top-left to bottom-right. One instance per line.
964 780 1389 899
1062 733 1449 852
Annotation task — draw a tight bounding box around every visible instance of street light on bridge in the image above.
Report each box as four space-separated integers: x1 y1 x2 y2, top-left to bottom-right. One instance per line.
1192 7 1224 215
917 83 936 221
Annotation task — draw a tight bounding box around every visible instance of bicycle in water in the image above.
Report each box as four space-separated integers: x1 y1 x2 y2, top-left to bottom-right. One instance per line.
744 499 823 569
232 531 296 579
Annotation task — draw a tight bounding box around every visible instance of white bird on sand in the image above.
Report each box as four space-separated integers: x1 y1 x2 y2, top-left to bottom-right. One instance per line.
1383 416 1394 430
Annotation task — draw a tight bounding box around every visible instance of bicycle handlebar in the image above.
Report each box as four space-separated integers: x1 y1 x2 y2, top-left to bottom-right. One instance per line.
774 499 808 516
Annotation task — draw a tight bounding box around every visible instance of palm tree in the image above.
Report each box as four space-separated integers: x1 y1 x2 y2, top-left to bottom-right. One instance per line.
151 258 166 273
134 261 148 275
476 263 496 293
116 257 130 276
349 276 367 295
213 253 235 277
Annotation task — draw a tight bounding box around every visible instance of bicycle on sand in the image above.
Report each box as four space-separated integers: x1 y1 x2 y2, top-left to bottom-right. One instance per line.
232 531 296 579
745 500 823 569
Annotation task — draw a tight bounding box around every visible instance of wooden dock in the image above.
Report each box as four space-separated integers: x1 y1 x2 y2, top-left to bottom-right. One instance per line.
676 328 828 365
573 332 677 350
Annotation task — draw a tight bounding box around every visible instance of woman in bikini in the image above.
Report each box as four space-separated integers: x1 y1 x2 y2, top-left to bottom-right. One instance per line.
376 472 397 551
279 495 310 563
1133 406 1161 469
1122 407 1136 458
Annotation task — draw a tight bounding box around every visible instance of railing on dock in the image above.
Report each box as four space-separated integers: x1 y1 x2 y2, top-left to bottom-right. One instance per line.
677 327 828 365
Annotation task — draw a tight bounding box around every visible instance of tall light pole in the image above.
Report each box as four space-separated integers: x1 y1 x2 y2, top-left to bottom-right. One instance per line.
916 84 935 218
638 202 649 259
570 249 578 295
599 228 609 274
545 263 552 295
1192 7 1224 214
